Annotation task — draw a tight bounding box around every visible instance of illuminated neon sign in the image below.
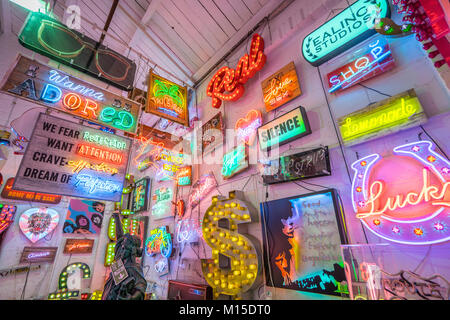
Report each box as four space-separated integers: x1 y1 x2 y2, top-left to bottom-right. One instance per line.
1 177 62 204
48 263 91 300
1 55 140 134
152 187 174 220
188 173 218 209
145 226 172 258
302 0 390 67
176 166 192 186
338 89 427 146
351 140 450 245
235 109 262 146
131 177 151 213
327 37 395 93
0 204 17 235
222 144 249 179
206 34 266 109
19 207 59 243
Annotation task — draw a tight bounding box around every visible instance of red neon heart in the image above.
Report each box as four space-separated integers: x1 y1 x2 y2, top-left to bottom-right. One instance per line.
235 109 262 145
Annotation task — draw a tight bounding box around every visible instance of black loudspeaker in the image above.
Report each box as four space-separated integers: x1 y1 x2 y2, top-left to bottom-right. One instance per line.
167 280 213 300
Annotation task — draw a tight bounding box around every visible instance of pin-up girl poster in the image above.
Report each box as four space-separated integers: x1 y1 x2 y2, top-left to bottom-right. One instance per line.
63 199 105 235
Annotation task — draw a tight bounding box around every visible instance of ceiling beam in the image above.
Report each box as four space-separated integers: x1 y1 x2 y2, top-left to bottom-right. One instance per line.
141 0 163 25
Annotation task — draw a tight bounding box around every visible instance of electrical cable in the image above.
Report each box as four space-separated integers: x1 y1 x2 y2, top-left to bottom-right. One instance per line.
357 83 392 98
419 125 449 160
19 262 32 300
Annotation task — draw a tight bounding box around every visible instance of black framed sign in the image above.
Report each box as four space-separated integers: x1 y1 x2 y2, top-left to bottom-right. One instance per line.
260 146 331 184
131 177 151 213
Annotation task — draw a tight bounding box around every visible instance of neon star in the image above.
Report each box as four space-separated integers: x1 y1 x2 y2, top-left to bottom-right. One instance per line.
412 146 420 152
413 228 424 236
392 226 400 234
433 222 444 231
427 155 436 163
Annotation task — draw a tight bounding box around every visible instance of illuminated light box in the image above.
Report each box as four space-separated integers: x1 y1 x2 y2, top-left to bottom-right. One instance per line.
155 149 185 182
259 146 331 185
261 62 302 112
351 140 450 245
20 246 58 263
63 239 94 254
221 144 249 179
327 37 395 93
13 113 131 202
146 72 189 126
202 112 224 156
18 12 136 91
48 262 91 300
201 191 260 299
260 189 349 296
0 204 17 235
151 187 174 220
19 207 59 243
145 226 173 258
257 106 311 151
206 34 266 109
188 172 218 209
1 177 62 204
131 177 151 213
176 166 192 186
235 109 262 146
0 55 140 134
338 89 427 146
302 0 391 67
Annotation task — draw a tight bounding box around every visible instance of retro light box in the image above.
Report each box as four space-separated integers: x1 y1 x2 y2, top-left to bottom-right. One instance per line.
338 89 427 146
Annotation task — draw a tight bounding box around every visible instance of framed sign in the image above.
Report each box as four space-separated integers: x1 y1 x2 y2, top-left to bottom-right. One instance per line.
131 177 151 213
261 62 302 112
175 166 192 186
18 12 136 91
221 144 249 179
257 106 311 151
63 239 95 254
327 37 395 93
19 207 59 243
13 113 131 202
146 72 188 126
20 246 58 264
202 112 224 155
0 204 17 236
154 149 185 182
235 109 262 146
259 146 331 185
1 177 62 204
151 187 174 220
260 189 348 296
0 55 140 134
63 199 105 235
338 89 427 146
188 172 217 209
302 0 391 67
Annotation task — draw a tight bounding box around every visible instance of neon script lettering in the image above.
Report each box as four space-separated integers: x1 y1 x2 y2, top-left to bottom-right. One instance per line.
48 70 105 101
206 34 266 109
74 174 121 194
263 78 293 106
66 159 119 175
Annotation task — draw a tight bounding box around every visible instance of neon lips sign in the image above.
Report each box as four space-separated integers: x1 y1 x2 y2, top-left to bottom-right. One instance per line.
206 34 266 109
351 140 450 245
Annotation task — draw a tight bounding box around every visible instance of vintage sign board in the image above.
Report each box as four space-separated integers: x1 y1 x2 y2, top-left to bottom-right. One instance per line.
202 112 224 155
222 144 249 179
63 239 95 254
131 177 151 213
338 89 427 146
188 172 218 209
1 177 62 204
20 246 58 263
18 12 136 91
302 0 391 67
257 106 311 151
260 146 331 185
146 72 189 126
261 62 302 112
0 55 140 134
13 113 131 202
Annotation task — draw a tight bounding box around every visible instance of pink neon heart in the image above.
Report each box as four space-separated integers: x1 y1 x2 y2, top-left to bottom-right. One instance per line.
19 207 59 243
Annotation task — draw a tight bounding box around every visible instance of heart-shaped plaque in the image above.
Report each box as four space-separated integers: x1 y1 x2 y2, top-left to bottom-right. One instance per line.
19 207 59 243
235 109 262 145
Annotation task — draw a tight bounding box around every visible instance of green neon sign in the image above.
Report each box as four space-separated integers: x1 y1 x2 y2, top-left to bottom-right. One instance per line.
302 0 390 67
221 144 248 179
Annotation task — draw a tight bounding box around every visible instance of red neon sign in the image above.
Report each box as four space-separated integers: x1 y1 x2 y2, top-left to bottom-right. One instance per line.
235 109 262 145
206 34 266 109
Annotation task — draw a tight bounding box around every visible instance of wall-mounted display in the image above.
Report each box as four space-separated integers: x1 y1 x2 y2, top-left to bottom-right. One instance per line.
221 144 249 179
175 166 192 186
235 109 262 146
63 199 105 235
154 149 185 182
302 0 391 67
13 113 131 202
338 89 427 146
327 37 395 93
176 200 185 218
146 72 189 126
202 112 224 156
63 239 95 254
145 226 173 258
151 187 174 220
0 55 140 134
261 62 302 112
19 246 58 263
260 189 348 296
1 177 62 204
131 177 151 213
0 204 17 235
206 34 266 109
258 106 311 151
19 207 59 243
188 172 218 209
259 146 331 184
202 191 260 299
48 262 91 300
18 12 136 91
351 140 450 245
154 257 170 276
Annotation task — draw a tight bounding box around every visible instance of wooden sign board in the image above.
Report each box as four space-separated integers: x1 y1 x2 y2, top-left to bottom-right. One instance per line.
0 55 140 134
20 246 58 263
63 239 95 254
146 72 189 126
261 62 302 112
202 112 224 155
13 113 131 202
1 177 62 204
338 89 428 146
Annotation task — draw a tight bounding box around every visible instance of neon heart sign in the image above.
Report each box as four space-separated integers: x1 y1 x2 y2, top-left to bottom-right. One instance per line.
351 140 450 245
19 207 59 243
235 109 262 146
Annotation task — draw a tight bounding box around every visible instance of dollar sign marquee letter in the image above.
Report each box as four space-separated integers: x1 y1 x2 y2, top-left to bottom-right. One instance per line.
201 191 260 299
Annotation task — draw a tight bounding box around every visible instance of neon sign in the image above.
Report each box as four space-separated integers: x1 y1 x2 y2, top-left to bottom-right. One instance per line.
206 34 266 109
176 166 192 186
151 187 174 220
327 37 395 93
338 89 427 146
1 55 140 134
20 247 58 263
63 239 94 254
222 144 249 179
302 0 390 67
131 177 151 213
0 204 17 235
188 173 218 209
176 200 185 218
19 207 59 243
48 263 91 300
145 226 172 258
235 109 262 146
351 140 450 245
1 177 62 204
